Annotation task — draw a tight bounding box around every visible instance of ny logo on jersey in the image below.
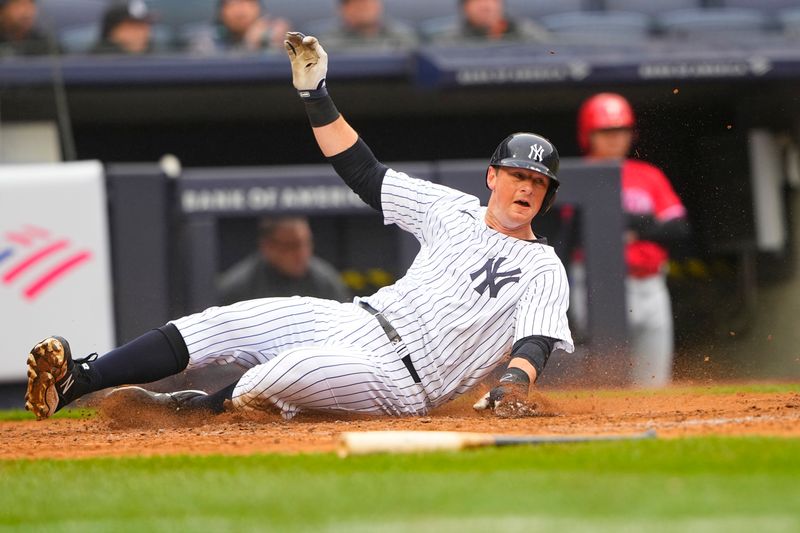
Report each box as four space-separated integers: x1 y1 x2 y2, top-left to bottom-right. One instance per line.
470 257 521 298
529 144 544 162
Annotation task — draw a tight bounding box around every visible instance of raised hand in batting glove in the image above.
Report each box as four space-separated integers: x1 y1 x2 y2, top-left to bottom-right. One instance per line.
473 367 538 418
284 32 329 99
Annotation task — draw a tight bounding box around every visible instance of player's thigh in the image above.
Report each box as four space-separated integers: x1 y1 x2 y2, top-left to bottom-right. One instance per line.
232 346 408 414
172 296 319 368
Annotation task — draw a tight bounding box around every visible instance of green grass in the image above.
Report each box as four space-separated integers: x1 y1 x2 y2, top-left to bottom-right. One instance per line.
0 408 94 421
2 437 800 532
545 382 800 399
679 383 800 395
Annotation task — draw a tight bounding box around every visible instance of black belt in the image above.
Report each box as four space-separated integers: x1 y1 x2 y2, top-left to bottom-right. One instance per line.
358 301 421 384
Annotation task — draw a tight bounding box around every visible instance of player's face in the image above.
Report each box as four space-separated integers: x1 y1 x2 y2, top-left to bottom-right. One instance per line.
486 166 550 234
589 127 633 159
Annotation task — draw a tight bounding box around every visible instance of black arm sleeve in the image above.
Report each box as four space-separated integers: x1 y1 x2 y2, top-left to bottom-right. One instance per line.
328 138 388 213
627 215 691 245
510 335 557 381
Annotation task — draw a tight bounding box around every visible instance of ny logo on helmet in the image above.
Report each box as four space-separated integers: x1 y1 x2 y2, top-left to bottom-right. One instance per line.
529 144 544 162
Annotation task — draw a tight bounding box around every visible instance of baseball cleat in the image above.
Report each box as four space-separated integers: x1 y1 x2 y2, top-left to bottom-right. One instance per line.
107 386 208 412
25 336 90 420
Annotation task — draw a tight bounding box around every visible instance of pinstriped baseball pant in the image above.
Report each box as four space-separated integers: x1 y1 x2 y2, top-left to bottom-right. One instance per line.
171 296 428 419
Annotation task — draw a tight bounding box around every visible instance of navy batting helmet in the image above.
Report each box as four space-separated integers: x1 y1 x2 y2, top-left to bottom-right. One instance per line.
488 132 560 213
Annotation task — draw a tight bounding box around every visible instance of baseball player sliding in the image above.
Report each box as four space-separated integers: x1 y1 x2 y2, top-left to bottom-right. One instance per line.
24 33 573 421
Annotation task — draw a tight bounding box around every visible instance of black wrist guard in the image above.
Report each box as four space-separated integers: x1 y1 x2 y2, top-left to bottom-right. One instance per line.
298 78 329 100
487 367 530 406
303 94 340 127
499 367 531 387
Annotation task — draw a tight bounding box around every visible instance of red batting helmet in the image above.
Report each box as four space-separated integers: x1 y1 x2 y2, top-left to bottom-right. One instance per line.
577 93 635 153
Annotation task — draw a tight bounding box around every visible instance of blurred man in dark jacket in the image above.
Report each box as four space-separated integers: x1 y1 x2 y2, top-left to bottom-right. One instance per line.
187 0 289 55
429 0 549 44
319 0 417 51
0 0 52 56
217 216 350 305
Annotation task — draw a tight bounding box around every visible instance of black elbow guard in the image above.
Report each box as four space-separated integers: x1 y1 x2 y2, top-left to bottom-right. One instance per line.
511 336 556 381
328 138 387 212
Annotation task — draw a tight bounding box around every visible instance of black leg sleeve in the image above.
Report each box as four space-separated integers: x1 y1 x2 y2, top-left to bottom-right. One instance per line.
90 324 190 392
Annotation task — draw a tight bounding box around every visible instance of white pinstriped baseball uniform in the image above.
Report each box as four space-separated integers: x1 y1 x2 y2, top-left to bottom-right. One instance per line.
171 169 574 419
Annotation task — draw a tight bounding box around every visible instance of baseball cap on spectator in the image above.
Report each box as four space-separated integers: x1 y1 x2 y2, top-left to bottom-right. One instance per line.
100 0 154 41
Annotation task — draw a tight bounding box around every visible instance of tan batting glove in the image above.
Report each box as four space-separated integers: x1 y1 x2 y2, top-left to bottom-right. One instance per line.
284 32 329 99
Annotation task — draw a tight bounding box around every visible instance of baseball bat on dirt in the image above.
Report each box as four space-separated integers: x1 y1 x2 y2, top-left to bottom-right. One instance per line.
338 429 657 457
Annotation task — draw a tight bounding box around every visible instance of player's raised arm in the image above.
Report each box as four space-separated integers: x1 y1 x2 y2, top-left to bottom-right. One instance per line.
284 32 386 211
284 32 355 156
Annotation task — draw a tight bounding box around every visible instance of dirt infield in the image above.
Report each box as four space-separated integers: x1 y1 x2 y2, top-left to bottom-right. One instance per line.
2 387 799 460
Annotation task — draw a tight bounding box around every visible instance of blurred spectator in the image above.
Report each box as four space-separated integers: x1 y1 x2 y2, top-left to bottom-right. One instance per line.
318 0 417 51
575 93 690 388
429 0 549 44
91 0 154 55
217 216 350 305
0 0 52 56
186 0 289 55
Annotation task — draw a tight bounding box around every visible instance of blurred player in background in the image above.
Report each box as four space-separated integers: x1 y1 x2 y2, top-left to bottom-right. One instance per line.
0 0 51 55
91 0 154 55
187 0 289 54
429 0 549 44
317 0 417 51
576 92 690 387
217 216 350 305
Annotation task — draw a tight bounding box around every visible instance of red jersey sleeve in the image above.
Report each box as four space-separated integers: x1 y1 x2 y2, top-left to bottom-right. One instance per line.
623 160 686 221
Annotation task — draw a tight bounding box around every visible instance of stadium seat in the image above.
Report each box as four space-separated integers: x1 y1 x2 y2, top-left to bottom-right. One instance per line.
603 0 701 17
267 0 337 28
382 0 454 26
37 0 109 33
540 11 652 44
505 0 588 20
720 0 798 17
59 25 99 53
148 0 216 32
658 8 770 38
721 0 797 30
778 7 800 37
